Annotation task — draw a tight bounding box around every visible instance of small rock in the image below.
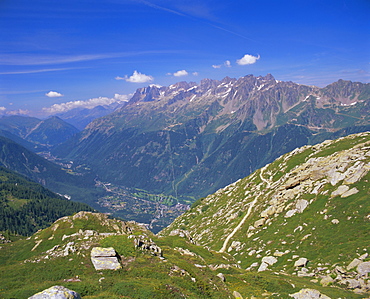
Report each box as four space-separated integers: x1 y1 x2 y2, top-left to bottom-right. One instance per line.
341 187 359 198
262 256 278 265
216 272 225 282
331 219 339 224
285 210 297 218
294 257 308 267
28 285 81 299
296 199 309 213
257 262 269 272
320 275 334 286
347 258 361 270
357 261 370 276
331 185 349 197
345 278 361 289
233 290 243 299
254 218 265 227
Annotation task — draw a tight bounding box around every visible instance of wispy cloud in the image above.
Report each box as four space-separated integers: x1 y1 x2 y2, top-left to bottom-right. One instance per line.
0 107 6 112
0 67 82 75
236 54 260 65
0 50 181 66
42 94 131 114
45 91 63 98
139 0 186 17
212 64 221 69
139 1 255 42
116 70 154 83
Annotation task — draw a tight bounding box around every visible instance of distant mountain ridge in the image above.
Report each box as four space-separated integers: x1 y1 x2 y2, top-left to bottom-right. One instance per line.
53 75 370 203
0 115 79 149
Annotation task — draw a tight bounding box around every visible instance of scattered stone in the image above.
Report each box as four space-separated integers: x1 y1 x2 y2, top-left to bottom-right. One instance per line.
262 256 278 266
341 187 359 198
331 185 349 197
347 258 361 270
233 290 243 299
28 285 81 299
216 272 225 282
289 288 330 299
345 278 361 289
357 261 370 276
285 210 297 218
257 262 269 272
294 257 308 267
254 218 265 227
320 275 334 286
91 247 121 270
358 252 368 260
296 199 309 213
331 219 339 224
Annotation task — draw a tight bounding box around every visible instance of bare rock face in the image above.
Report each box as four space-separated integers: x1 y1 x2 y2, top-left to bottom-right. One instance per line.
357 261 370 276
28 285 81 299
289 288 330 299
91 247 122 270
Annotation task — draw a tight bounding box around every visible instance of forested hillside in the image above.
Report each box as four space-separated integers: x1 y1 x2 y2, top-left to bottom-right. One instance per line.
0 166 94 236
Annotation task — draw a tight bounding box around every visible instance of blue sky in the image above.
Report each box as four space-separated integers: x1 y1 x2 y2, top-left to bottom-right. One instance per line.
0 0 369 117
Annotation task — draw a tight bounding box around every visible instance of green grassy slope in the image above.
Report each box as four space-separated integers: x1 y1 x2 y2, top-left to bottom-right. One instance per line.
0 212 363 298
162 132 370 297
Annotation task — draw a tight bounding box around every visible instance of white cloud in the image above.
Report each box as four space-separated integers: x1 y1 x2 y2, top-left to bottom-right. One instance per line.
192 72 199 76
114 93 131 101
116 70 154 83
212 64 221 69
224 60 231 67
46 91 63 98
0 107 6 111
42 94 131 114
236 54 260 65
173 70 188 77
6 109 30 115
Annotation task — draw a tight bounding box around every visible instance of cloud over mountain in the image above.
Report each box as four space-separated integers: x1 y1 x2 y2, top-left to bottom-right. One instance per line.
173 70 189 77
42 94 130 114
116 70 154 83
236 54 260 65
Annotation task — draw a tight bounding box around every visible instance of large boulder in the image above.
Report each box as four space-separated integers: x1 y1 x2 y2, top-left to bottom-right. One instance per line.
28 285 81 299
91 247 122 270
289 288 330 299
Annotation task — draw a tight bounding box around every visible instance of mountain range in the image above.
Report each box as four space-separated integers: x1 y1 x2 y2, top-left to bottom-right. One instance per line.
51 75 370 228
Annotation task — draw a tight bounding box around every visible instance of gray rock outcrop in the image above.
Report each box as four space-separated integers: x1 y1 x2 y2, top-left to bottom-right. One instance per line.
28 285 81 299
289 288 330 299
91 247 121 270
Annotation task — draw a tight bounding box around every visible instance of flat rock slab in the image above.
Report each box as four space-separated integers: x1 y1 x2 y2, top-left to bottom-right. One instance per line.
91 247 117 257
28 285 81 299
91 247 122 270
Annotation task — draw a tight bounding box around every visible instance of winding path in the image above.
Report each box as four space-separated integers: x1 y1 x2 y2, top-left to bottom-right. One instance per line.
219 165 271 253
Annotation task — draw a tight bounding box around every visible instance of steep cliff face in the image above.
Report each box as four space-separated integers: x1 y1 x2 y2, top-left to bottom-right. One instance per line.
162 132 370 294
